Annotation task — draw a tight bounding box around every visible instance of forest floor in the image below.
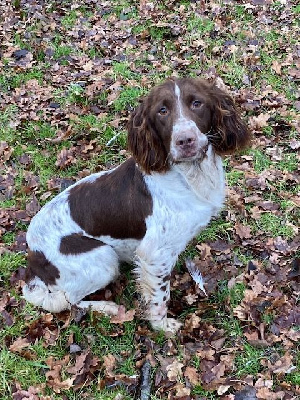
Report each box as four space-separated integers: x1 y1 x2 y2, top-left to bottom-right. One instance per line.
0 1 299 399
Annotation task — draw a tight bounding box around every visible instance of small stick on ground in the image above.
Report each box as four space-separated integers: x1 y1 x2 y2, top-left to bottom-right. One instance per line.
139 360 151 400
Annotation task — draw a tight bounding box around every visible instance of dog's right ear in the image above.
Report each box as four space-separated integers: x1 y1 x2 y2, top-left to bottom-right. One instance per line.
127 99 169 174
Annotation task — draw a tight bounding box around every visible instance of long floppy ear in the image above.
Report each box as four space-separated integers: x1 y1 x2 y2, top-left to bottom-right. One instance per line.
127 99 169 174
210 85 251 154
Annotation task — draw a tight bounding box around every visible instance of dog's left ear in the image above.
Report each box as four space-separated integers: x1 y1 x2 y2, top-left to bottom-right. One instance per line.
210 84 251 154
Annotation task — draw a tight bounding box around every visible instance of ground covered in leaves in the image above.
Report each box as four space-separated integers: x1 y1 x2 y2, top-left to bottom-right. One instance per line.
0 0 299 399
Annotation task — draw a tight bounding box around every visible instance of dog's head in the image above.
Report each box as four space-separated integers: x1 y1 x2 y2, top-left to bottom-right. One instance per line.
128 78 250 174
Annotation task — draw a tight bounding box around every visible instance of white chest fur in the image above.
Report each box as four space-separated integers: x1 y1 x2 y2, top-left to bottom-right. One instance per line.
144 146 225 249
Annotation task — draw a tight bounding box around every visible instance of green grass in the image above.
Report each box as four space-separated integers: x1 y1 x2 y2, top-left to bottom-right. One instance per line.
197 218 233 242
112 62 141 81
0 349 46 396
0 253 26 284
226 170 244 186
234 343 265 376
113 86 144 111
187 16 214 33
61 10 78 28
210 281 245 309
192 385 216 399
256 213 294 239
0 68 44 92
250 149 272 172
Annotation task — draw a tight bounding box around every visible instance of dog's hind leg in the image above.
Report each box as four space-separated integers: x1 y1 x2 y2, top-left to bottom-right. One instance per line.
23 242 121 314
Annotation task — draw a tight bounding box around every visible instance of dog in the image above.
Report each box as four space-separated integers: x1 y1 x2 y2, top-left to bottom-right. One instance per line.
23 77 250 333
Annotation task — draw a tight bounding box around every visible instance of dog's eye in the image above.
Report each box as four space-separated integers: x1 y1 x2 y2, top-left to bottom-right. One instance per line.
158 106 168 116
191 100 202 109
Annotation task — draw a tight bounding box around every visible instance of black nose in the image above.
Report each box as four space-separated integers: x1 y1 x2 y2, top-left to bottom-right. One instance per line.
176 137 196 147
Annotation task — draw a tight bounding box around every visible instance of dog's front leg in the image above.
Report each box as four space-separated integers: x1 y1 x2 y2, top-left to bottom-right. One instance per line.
135 246 182 334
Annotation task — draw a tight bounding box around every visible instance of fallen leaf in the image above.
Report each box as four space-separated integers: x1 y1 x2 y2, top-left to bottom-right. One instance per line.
184 366 199 385
110 305 135 323
249 113 270 130
271 60 282 75
166 359 184 381
235 222 252 239
9 337 30 353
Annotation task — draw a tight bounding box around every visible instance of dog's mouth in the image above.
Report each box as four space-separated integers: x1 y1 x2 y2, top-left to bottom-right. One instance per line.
172 143 209 163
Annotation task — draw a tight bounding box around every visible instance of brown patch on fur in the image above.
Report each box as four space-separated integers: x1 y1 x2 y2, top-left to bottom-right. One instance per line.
68 158 153 240
26 250 60 285
60 233 105 255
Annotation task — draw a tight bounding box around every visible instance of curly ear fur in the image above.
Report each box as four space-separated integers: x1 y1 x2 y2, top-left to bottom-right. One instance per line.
127 100 169 174
210 85 251 154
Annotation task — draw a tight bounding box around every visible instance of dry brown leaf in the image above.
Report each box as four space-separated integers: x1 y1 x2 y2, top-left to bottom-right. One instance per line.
45 356 74 393
217 385 231 395
211 362 226 379
110 305 135 324
174 383 191 397
184 366 199 385
184 313 200 330
166 359 184 381
271 60 282 75
268 352 294 374
102 354 117 376
257 387 285 399
249 113 270 130
196 348 216 361
9 337 30 353
235 222 252 239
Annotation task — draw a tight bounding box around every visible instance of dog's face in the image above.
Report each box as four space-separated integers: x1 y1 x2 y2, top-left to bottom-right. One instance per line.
128 78 251 174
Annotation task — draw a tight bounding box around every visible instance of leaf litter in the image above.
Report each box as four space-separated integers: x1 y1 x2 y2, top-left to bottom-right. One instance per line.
0 0 299 399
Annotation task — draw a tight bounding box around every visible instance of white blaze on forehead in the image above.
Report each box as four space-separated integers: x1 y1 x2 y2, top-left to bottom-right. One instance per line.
173 82 199 133
174 83 184 119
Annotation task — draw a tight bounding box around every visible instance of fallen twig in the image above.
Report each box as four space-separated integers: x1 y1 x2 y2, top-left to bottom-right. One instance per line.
139 360 151 400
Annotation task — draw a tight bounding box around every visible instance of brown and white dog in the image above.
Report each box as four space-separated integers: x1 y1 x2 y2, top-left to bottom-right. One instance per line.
23 78 250 333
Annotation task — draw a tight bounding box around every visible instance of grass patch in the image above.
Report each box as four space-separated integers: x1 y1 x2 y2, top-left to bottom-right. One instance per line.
112 61 140 81
113 86 143 111
0 349 47 396
234 343 265 376
61 10 78 28
0 68 44 92
251 149 272 172
0 105 18 138
278 153 298 172
210 281 245 309
197 218 233 243
187 16 214 33
226 170 244 186
192 384 216 399
256 213 294 239
0 252 26 284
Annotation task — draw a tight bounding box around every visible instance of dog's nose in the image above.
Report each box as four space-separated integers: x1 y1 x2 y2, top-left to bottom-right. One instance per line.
175 136 196 147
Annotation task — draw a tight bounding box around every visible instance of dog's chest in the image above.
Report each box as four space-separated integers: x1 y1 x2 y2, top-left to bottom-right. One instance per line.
145 156 225 238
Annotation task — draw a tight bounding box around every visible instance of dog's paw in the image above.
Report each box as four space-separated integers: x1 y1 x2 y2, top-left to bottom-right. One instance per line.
150 317 182 334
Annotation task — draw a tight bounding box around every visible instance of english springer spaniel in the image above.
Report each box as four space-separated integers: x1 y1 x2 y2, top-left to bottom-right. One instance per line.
23 78 250 333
